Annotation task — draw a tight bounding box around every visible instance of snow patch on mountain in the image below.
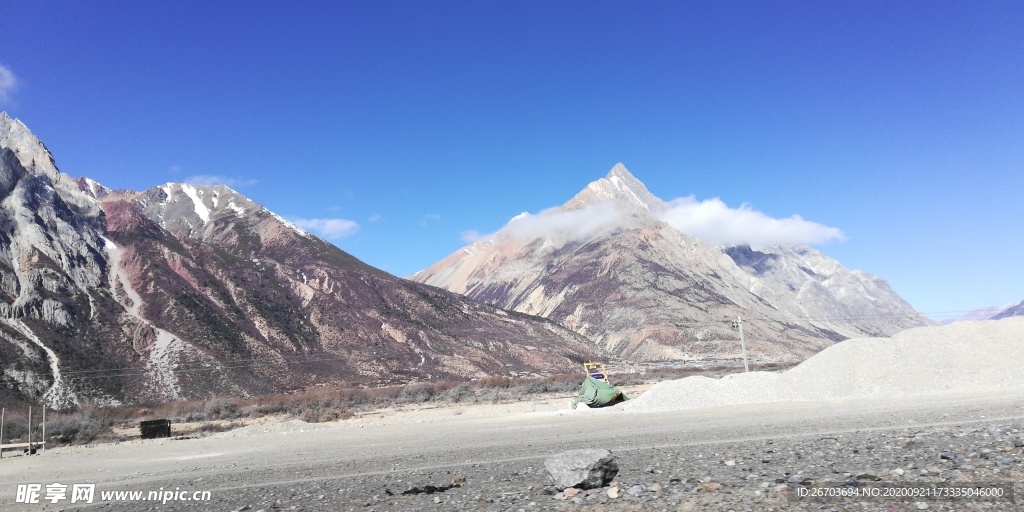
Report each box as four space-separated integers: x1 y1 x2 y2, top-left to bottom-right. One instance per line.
270 211 311 238
227 200 247 217
1 318 79 408
103 236 183 400
180 183 210 223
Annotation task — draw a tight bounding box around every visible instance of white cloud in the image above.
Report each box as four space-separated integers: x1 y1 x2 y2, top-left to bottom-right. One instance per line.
463 196 842 249
183 175 258 187
369 213 382 222
292 217 360 239
503 202 623 241
0 64 18 104
461 230 487 243
657 196 845 248
419 213 442 227
466 202 624 244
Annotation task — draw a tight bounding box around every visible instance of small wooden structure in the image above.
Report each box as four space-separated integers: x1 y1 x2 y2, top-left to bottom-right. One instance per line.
0 406 46 458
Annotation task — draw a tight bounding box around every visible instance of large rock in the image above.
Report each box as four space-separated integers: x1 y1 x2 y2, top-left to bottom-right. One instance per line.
544 449 618 490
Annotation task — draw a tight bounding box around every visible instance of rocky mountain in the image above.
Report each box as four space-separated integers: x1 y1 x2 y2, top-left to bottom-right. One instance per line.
992 300 1024 320
0 113 604 408
412 164 933 362
940 301 1024 323
940 305 1012 324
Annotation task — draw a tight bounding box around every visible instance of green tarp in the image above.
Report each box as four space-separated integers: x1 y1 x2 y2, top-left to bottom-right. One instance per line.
572 377 627 409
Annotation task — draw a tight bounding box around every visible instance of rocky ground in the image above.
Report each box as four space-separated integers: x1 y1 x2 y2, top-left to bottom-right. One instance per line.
189 419 1024 512
3 392 1020 512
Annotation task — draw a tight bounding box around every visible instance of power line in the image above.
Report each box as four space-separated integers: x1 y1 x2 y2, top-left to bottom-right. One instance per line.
36 311 990 383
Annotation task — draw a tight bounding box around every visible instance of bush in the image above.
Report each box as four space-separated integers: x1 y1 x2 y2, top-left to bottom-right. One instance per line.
442 384 474 403
286 390 352 423
202 398 240 420
44 404 109 445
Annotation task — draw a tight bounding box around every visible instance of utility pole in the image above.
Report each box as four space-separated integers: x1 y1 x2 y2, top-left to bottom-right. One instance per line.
736 316 749 372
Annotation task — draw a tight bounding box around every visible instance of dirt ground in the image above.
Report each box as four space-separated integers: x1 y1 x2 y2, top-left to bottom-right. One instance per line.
1 386 1023 511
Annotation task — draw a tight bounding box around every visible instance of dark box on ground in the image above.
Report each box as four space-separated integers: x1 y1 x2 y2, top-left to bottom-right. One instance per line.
139 419 171 439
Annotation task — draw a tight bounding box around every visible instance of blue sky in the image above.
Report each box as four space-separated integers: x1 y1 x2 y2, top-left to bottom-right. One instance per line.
1 1 1021 320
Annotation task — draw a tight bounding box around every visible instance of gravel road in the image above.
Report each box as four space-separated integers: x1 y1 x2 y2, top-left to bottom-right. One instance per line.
1 391 1022 511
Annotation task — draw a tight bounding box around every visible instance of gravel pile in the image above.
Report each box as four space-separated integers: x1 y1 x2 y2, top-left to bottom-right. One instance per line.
621 317 1024 413
617 372 782 413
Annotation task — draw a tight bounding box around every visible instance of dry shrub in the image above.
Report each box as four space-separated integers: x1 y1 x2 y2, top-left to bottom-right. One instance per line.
475 376 514 389
364 386 402 403
441 384 474 403
286 389 352 423
44 404 110 445
194 421 245 433
1 411 29 442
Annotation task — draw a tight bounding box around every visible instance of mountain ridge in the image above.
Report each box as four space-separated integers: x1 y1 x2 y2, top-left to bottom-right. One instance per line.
0 113 605 408
412 164 934 362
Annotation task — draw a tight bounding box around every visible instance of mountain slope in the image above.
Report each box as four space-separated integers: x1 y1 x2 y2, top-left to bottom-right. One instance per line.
992 300 1024 320
0 113 603 408
412 164 932 362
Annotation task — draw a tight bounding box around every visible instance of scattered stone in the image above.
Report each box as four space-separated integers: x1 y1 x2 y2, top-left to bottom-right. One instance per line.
606 486 620 499
701 482 722 492
562 488 580 498
401 483 459 495
544 449 619 490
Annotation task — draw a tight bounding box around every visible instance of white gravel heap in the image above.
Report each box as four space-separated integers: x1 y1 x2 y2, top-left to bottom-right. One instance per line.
620 317 1024 413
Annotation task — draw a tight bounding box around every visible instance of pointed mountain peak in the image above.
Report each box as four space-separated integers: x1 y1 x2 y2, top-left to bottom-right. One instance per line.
564 163 665 213
0 112 57 175
606 162 633 179
75 177 113 200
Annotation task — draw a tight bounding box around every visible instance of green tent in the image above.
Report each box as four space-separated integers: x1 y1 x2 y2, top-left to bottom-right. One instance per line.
572 376 627 409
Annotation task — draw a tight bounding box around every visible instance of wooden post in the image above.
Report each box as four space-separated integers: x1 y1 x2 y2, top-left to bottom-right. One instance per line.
1 407 5 459
28 406 32 454
42 407 45 454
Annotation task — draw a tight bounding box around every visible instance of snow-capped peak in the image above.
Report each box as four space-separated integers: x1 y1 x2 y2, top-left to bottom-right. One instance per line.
564 163 666 214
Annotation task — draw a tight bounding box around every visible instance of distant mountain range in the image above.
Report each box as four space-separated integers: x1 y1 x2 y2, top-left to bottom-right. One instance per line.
0 113 604 408
942 301 1024 323
412 164 934 362
0 112 947 409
